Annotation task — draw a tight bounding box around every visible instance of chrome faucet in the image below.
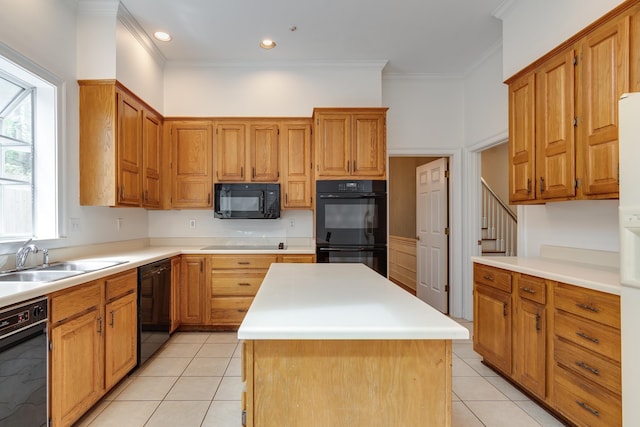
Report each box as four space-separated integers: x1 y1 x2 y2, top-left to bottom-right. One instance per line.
16 238 49 270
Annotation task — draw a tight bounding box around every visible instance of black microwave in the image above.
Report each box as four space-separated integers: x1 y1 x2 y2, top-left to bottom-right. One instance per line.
214 183 280 219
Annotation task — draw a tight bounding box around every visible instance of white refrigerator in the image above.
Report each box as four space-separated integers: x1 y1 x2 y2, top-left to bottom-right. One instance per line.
619 92 640 425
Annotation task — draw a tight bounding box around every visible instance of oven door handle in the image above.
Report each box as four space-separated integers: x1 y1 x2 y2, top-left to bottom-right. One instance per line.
318 193 384 199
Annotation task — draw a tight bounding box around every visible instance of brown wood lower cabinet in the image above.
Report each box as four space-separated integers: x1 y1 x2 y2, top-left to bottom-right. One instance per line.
473 263 621 427
49 269 138 427
210 255 276 328
243 339 452 427
178 253 315 329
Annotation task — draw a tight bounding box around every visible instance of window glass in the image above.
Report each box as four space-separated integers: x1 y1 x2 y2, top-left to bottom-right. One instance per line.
0 52 58 242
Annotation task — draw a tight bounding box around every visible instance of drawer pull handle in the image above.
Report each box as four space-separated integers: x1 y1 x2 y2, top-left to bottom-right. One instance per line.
520 287 536 294
238 282 251 286
576 331 600 344
483 274 494 282
238 262 250 265
576 361 600 376
237 309 248 313
576 400 600 417
576 303 599 313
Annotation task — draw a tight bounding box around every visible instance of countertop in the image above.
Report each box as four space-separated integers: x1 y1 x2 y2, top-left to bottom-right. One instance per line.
237 263 469 340
0 243 315 308
471 255 621 295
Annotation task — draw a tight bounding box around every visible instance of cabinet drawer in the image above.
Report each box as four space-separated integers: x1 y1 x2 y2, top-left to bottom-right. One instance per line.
211 272 265 296
555 311 620 362
210 297 253 325
278 254 316 263
554 365 621 427
105 269 137 301
474 264 512 292
554 337 621 395
517 274 545 304
50 281 102 324
211 255 277 270
554 283 620 329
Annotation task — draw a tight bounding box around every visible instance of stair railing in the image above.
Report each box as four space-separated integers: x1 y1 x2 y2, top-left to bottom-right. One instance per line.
481 177 517 256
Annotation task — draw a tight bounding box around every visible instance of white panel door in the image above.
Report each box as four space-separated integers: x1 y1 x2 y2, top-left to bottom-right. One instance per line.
416 158 449 313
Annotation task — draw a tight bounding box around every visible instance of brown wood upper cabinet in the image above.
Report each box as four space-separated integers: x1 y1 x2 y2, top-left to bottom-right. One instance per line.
507 4 640 204
215 120 280 182
313 108 387 180
79 80 163 208
168 120 214 208
280 120 313 208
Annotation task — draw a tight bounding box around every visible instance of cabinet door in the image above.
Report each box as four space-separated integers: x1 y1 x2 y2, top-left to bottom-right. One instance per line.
117 90 143 206
180 256 206 324
216 122 246 182
536 49 576 200
170 256 182 333
515 298 546 399
351 113 386 178
474 283 512 374
281 121 313 208
104 292 138 390
578 15 629 198
249 123 279 182
142 110 162 208
509 73 537 203
50 309 104 427
315 113 351 177
171 121 213 208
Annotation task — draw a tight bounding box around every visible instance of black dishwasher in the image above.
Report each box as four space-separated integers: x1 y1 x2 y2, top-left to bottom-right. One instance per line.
138 259 171 367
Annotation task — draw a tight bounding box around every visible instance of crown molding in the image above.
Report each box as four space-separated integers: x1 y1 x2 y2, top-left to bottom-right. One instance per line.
117 2 166 67
164 59 388 71
492 0 517 20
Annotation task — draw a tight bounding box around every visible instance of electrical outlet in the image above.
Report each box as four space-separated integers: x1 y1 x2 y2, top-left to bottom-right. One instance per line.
69 218 81 233
116 218 123 231
289 219 295 228
189 219 196 229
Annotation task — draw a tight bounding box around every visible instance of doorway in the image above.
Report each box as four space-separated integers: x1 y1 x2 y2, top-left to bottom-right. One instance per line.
388 156 450 313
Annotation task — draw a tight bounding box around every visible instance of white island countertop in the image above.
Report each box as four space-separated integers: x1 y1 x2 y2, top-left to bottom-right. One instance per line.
238 263 469 340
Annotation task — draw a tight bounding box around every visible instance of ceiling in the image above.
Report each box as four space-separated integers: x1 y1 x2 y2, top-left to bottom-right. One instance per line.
118 0 505 76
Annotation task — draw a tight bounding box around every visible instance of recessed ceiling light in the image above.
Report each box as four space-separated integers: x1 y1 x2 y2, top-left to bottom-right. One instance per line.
260 39 276 49
154 31 172 42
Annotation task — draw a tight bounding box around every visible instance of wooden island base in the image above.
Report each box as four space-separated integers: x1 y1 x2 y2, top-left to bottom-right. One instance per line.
242 339 452 427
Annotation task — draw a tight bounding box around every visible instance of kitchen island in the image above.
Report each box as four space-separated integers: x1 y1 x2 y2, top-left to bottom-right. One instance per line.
238 263 468 427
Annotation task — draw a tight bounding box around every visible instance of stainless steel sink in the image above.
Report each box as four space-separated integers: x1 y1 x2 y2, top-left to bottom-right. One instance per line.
0 260 128 283
0 270 84 282
42 260 127 272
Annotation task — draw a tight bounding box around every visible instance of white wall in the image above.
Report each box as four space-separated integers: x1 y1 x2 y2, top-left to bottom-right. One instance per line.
0 0 150 253
499 0 624 256
500 0 627 79
163 63 385 117
463 46 508 147
383 75 464 151
115 19 164 111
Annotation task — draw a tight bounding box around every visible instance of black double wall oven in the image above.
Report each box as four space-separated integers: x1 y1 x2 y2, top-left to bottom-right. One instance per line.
316 180 387 276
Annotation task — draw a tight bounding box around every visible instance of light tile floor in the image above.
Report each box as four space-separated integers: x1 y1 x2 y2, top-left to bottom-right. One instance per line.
76 320 567 426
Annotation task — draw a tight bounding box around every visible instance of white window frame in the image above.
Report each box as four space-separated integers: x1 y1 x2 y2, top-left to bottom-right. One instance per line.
0 42 64 243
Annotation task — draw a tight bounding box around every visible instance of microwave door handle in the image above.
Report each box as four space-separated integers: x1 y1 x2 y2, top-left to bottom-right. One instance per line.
260 192 265 212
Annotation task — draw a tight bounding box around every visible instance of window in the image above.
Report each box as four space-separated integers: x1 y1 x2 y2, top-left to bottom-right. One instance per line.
0 47 60 242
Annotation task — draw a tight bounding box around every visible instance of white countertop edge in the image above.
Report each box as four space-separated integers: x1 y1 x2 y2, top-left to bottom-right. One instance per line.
471 256 621 295
238 327 469 340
